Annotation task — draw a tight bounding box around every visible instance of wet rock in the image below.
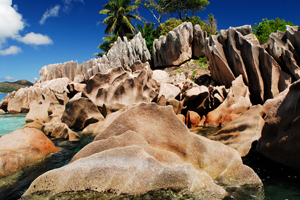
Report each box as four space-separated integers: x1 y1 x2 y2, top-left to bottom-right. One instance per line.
0 128 59 178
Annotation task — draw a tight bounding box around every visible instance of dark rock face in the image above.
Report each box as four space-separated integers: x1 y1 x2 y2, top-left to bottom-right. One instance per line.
265 25 300 81
61 97 104 130
205 25 291 104
257 79 300 169
153 22 194 68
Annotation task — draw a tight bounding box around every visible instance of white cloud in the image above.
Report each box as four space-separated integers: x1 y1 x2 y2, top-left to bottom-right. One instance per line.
1 76 17 82
0 45 22 56
39 5 60 25
0 1 53 55
0 0 25 45
17 32 53 45
62 0 84 12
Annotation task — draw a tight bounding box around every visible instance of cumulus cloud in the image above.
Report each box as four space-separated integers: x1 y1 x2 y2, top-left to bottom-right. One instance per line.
0 0 25 44
0 46 22 56
39 5 60 25
0 1 53 55
1 76 17 82
17 32 53 45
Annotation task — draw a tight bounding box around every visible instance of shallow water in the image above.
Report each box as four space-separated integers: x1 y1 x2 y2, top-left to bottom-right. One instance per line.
0 134 95 200
1 115 300 199
0 93 7 102
0 113 26 136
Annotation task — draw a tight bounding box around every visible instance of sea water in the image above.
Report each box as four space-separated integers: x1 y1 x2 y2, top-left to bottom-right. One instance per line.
0 93 7 101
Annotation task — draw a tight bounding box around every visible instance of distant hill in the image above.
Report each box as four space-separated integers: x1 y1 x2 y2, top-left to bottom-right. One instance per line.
0 80 33 93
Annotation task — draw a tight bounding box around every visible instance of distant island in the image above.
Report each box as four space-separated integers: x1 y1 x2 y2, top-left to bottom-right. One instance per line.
0 80 33 93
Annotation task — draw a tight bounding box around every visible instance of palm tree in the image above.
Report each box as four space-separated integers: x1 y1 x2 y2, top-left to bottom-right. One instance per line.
100 0 141 38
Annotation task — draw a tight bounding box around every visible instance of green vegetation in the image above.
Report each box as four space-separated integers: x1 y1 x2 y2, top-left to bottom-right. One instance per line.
95 0 141 56
163 0 209 21
190 70 198 82
99 0 141 37
96 0 217 56
253 17 296 44
0 80 33 93
136 22 156 53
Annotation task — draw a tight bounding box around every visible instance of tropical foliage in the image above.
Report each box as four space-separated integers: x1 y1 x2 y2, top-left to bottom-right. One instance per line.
164 0 210 20
136 22 155 53
96 0 217 56
253 17 296 44
100 0 141 38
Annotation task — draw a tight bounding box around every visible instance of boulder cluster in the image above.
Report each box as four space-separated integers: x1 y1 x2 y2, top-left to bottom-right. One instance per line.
1 22 300 199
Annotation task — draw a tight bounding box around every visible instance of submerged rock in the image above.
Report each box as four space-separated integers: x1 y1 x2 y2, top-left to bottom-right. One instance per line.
23 103 263 199
0 128 59 178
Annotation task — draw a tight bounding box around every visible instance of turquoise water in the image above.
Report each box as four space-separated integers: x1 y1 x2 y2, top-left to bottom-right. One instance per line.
0 114 26 136
0 93 7 102
0 116 299 199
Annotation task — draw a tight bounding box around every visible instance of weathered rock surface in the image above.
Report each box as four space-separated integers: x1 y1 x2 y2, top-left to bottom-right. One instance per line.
257 79 300 169
182 84 228 116
158 82 180 100
209 105 266 157
193 24 207 58
23 103 262 199
0 109 5 114
205 75 252 127
0 128 59 178
265 25 300 81
41 118 79 141
61 97 104 130
39 57 111 82
82 63 159 108
4 78 69 114
153 22 193 68
185 110 201 128
107 32 151 69
205 25 291 104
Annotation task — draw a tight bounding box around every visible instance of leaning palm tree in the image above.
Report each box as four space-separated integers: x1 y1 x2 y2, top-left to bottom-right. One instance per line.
100 0 141 38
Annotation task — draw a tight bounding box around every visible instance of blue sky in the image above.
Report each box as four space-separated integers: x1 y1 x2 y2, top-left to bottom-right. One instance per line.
0 0 300 83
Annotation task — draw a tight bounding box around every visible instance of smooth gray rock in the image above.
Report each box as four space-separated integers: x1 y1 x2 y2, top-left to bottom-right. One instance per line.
153 22 193 68
205 25 291 104
193 24 207 58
